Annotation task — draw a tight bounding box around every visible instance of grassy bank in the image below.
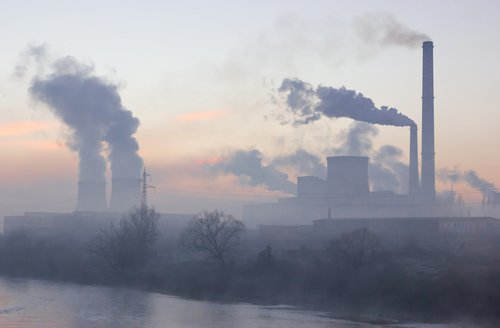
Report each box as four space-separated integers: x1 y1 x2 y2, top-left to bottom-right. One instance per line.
1 231 499 326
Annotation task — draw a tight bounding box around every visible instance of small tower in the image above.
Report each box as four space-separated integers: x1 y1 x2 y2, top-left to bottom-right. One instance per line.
141 167 155 209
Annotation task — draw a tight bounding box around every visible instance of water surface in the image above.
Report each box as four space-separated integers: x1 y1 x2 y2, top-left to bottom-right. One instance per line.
0 277 465 328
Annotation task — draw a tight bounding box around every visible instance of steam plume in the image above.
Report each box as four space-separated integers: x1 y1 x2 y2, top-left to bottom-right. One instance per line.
279 78 415 127
333 122 377 156
29 55 143 181
209 122 409 194
272 150 325 179
463 171 496 195
332 122 409 193
439 168 497 196
371 145 409 193
210 149 296 193
354 13 431 48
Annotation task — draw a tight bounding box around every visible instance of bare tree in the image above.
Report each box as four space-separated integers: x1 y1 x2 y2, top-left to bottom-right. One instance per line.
328 228 380 270
128 206 160 256
180 210 245 266
90 206 159 274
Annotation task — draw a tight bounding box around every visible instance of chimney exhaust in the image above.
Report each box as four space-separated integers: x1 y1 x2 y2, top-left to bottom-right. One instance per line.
421 41 435 200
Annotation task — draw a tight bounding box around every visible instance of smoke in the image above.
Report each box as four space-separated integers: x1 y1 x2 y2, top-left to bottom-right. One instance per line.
210 149 296 193
463 171 496 195
209 149 324 194
28 51 143 181
371 145 409 193
210 122 409 194
335 122 409 193
13 43 50 79
354 13 431 48
272 149 326 179
438 168 497 196
279 78 416 127
333 122 377 156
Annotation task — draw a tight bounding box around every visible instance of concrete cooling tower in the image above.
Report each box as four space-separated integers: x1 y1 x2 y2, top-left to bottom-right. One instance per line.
327 156 370 197
109 178 141 212
75 181 107 211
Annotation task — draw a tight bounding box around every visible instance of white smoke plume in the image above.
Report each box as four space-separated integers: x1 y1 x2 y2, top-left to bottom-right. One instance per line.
26 46 143 181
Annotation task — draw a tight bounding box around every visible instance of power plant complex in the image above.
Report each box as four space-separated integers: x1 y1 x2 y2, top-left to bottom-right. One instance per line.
4 41 500 245
245 41 500 246
243 41 494 233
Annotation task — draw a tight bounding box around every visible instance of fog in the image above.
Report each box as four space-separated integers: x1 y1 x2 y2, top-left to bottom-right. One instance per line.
2 7 500 328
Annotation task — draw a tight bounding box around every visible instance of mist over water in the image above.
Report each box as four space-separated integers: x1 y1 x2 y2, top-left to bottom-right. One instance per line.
0 277 394 328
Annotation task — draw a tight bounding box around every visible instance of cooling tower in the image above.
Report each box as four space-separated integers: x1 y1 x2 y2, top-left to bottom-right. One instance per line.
327 156 369 197
109 178 141 212
421 41 436 200
76 181 107 211
409 125 420 195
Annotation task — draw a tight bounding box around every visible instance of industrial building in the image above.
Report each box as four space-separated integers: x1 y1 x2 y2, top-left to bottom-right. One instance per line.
259 216 500 249
243 152 463 228
3 168 193 239
4 211 193 241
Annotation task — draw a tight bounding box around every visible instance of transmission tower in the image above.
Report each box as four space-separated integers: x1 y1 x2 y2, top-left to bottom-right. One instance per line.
141 167 155 209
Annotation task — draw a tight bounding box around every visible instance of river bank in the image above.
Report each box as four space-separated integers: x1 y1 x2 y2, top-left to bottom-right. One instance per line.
1 232 499 327
0 275 481 328
2 276 402 328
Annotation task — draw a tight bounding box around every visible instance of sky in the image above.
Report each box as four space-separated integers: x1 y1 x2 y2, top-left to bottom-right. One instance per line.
1 0 500 220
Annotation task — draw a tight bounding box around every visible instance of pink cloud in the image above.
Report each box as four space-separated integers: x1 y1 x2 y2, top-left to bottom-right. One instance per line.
175 110 229 122
195 156 222 166
0 120 56 137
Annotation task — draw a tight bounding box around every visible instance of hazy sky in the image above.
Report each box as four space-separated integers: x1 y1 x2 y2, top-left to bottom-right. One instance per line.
1 0 499 219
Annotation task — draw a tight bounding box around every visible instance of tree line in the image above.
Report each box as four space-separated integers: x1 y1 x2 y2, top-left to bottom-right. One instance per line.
1 207 500 324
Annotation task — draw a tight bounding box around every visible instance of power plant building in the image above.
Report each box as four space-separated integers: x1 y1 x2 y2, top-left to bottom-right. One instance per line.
243 41 459 228
243 154 461 228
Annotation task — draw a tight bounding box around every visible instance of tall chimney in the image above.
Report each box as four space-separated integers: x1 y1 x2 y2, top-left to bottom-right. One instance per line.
421 41 435 200
409 125 419 195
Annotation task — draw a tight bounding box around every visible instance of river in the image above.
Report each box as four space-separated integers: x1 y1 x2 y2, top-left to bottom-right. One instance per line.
0 277 469 328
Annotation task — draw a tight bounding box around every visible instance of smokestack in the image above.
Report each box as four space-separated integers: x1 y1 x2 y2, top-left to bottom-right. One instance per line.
409 125 420 195
421 41 435 199
327 156 370 197
109 178 141 212
76 181 107 211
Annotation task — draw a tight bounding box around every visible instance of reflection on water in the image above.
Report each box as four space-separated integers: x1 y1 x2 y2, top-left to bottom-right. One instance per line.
0 277 461 328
